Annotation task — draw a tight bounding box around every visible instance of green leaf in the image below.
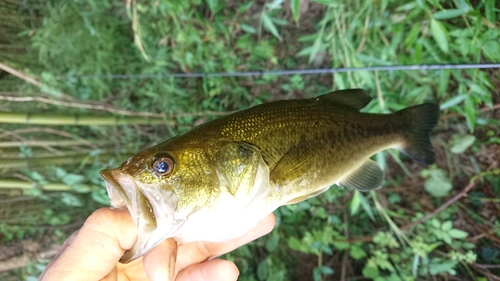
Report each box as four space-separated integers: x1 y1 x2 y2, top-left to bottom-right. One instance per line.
287 236 304 252
350 190 361 215
362 263 380 278
439 94 467 110
61 192 84 207
62 173 85 186
266 234 280 252
430 19 449 53
332 240 350 250
482 40 500 61
441 220 453 231
423 168 452 197
412 254 419 277
450 134 476 154
308 36 323 64
442 233 452 245
464 97 476 133
257 259 269 280
290 0 300 24
266 0 284 10
240 23 256 34
449 229 469 239
204 0 219 12
349 244 367 260
484 0 495 22
360 192 375 221
433 9 467 20
320 265 334 275
262 13 282 41
91 189 110 205
237 1 254 13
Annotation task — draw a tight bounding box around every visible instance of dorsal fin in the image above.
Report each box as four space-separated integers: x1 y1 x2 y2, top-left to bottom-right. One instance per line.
317 89 372 110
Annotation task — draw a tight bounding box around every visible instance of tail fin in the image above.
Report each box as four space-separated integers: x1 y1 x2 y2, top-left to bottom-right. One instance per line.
398 103 440 165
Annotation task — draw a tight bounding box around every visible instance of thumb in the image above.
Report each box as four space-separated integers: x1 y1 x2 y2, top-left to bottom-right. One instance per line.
40 208 137 281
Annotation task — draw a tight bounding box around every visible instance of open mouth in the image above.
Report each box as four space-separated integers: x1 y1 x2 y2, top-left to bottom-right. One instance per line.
100 169 130 208
99 168 179 263
99 169 157 233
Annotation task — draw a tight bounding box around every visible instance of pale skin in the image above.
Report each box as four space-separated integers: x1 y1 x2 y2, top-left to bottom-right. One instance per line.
39 208 276 281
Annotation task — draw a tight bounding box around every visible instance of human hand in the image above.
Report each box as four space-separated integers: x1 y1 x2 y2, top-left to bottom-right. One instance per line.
39 208 276 281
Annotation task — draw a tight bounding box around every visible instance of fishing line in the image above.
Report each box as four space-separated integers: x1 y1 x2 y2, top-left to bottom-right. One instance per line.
62 63 500 80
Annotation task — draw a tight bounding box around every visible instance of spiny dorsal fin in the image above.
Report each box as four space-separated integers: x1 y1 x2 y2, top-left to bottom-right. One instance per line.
339 159 384 191
317 89 372 110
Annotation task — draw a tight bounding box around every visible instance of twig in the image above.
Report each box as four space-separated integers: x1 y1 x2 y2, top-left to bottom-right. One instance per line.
0 126 63 155
441 103 500 120
470 263 500 281
356 16 370 53
0 140 97 148
0 94 232 118
0 62 73 100
462 211 500 245
400 179 479 231
0 62 43 88
0 127 98 149
474 264 500 269
332 236 373 243
341 211 349 281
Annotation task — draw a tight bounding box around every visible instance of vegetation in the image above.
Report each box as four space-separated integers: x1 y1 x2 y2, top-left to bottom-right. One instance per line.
1 0 499 280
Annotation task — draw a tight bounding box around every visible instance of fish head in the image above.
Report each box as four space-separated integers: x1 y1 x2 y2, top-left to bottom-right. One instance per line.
99 141 222 262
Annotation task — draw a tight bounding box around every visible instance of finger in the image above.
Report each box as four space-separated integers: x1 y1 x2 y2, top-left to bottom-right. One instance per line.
143 238 177 281
40 208 138 281
176 259 239 281
176 213 275 269
38 230 79 280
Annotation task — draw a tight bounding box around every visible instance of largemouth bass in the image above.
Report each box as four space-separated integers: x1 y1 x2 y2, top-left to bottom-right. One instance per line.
100 89 439 262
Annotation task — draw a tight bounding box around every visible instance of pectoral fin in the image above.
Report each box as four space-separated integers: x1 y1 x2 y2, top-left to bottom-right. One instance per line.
339 159 384 191
269 139 315 186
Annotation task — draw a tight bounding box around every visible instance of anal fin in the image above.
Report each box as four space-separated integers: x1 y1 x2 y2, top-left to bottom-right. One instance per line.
339 159 384 191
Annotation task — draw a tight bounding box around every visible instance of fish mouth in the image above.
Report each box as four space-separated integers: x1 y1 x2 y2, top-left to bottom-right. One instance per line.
99 168 179 263
100 169 131 209
100 169 158 233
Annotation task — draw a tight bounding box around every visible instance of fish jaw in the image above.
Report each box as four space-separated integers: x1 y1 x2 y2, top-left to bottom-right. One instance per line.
100 169 181 262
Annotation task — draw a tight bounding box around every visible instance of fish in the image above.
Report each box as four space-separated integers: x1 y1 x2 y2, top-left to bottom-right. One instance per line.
100 89 440 263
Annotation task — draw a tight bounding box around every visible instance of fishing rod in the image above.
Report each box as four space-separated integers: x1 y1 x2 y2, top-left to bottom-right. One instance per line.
65 63 500 80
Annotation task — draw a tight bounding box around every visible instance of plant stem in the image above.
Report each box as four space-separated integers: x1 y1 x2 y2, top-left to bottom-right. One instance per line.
0 112 170 126
0 179 101 191
0 140 98 148
0 153 115 169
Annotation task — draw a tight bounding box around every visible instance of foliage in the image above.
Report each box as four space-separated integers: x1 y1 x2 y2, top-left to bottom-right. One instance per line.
1 0 499 280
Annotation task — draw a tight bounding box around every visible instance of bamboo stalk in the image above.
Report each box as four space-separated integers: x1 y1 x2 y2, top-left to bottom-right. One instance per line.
0 179 98 191
0 140 103 148
0 153 116 169
0 112 170 125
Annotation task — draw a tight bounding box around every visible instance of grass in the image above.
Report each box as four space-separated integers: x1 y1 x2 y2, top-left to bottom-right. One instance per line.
1 0 499 280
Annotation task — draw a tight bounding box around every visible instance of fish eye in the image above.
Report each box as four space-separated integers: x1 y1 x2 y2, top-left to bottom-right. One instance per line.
152 157 174 176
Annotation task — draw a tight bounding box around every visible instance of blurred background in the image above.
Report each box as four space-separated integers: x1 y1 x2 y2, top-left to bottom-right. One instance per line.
0 0 499 280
